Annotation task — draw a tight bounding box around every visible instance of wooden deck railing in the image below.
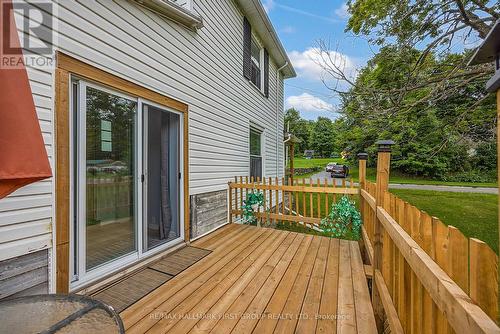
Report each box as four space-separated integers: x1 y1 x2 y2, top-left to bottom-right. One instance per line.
359 148 500 334
228 176 358 227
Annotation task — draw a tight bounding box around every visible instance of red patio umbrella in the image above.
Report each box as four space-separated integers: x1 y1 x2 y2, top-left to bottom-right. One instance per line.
0 0 52 198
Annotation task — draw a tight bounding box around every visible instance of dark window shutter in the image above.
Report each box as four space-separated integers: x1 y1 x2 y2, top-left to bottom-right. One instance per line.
263 49 269 97
243 17 252 80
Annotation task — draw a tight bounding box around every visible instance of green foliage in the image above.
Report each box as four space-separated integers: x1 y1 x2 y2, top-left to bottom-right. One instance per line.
440 170 496 183
320 196 362 239
284 109 341 158
241 191 264 225
346 0 497 47
323 1 498 179
335 46 496 177
472 141 497 171
284 108 314 155
310 117 338 158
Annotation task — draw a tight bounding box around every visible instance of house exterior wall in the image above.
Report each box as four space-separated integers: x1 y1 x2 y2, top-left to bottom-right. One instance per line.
0 0 286 295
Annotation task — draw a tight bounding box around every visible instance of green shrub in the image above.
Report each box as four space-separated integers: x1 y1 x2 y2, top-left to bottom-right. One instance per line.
320 196 362 240
440 170 496 183
241 191 264 225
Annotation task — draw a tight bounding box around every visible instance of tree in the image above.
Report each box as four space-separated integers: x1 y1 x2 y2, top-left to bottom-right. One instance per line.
284 108 313 155
336 46 496 176
310 117 337 158
315 0 497 128
311 0 498 177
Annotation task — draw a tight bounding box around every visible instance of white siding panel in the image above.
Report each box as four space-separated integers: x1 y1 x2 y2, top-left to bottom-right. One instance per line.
0 5 55 271
0 195 52 212
0 207 52 227
0 234 52 262
0 0 287 285
0 220 51 244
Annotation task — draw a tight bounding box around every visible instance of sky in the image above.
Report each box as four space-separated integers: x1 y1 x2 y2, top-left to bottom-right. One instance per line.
263 0 379 121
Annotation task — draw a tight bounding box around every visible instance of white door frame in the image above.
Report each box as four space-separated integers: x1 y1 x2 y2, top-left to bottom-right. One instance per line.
138 98 185 259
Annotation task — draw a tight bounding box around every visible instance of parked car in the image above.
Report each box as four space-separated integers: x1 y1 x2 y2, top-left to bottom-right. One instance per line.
330 164 349 178
325 162 338 173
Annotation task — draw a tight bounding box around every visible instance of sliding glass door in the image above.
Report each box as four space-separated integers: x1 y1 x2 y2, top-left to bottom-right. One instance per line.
143 104 181 251
71 80 183 287
75 82 138 279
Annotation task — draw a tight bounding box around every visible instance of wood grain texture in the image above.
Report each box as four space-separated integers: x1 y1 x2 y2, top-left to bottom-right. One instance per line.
377 207 500 334
120 225 376 334
54 68 70 293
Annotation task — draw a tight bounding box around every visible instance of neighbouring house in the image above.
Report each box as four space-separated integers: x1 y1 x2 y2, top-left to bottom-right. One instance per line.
0 0 295 298
303 150 314 159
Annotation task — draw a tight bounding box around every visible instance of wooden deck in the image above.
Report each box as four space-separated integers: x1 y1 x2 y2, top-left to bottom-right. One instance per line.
120 224 377 333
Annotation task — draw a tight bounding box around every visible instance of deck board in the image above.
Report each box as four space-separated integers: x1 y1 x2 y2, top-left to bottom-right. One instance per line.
120 224 376 333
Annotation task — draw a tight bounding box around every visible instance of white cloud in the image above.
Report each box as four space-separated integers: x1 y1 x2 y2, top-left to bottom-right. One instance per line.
280 25 295 34
286 93 335 113
263 0 275 13
288 47 357 81
334 3 350 19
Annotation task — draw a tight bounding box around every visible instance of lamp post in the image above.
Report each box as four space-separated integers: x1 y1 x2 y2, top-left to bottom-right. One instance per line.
468 19 500 315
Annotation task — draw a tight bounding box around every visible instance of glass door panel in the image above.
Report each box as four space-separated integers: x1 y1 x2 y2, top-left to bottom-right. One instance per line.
143 104 181 251
84 85 137 271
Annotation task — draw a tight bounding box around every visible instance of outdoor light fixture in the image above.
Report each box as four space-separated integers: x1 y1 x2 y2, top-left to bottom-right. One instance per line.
357 152 368 160
468 19 500 302
375 140 395 152
468 19 500 92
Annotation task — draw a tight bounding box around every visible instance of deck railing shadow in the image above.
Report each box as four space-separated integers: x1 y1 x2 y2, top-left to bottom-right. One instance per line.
227 148 499 333
359 147 499 334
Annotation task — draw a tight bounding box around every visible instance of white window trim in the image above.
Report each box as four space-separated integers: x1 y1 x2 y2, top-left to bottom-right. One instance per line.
132 0 203 31
249 123 266 179
249 33 265 94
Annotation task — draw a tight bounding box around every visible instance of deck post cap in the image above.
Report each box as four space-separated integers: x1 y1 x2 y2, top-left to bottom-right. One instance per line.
375 140 395 152
357 153 368 160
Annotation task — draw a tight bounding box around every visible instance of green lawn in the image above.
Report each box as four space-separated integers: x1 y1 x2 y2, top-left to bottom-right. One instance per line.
390 189 498 253
292 157 343 169
350 166 497 187
291 157 497 187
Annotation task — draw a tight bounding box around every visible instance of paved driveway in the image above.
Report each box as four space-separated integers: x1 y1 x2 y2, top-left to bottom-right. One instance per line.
308 171 498 194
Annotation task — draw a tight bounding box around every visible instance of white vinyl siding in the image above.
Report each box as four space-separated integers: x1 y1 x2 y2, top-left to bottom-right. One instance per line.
0 0 285 291
169 0 191 11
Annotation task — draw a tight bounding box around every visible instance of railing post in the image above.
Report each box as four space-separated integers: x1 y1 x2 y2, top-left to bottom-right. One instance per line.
290 142 295 183
357 152 368 229
372 140 394 331
357 153 368 190
228 182 233 224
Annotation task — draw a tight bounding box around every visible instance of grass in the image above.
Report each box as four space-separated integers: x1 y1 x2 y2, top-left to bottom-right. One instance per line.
291 157 497 187
350 166 497 187
390 189 498 253
292 157 344 169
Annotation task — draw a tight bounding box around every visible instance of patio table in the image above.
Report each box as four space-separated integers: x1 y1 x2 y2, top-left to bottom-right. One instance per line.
0 294 124 334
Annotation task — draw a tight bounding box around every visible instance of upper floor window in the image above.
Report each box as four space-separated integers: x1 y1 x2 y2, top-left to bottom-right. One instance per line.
243 17 269 97
250 38 262 89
